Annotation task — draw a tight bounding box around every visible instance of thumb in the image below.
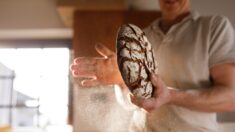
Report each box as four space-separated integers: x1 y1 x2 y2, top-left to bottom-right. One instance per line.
81 78 100 87
95 43 114 58
150 72 164 89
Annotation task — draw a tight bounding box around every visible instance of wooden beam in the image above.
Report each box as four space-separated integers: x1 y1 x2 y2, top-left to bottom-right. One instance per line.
57 0 127 6
57 0 128 27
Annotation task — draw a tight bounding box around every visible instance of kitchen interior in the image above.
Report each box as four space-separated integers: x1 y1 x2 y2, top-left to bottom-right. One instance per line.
0 0 234 132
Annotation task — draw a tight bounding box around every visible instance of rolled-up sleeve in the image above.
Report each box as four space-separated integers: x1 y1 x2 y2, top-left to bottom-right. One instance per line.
209 16 235 67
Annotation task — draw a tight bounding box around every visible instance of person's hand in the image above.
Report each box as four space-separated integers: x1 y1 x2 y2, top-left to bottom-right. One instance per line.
129 73 172 112
70 43 124 87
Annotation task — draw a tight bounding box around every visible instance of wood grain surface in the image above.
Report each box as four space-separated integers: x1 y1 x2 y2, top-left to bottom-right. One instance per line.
73 10 160 57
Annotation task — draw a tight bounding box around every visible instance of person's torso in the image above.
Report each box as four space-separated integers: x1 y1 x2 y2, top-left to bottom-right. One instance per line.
129 12 219 132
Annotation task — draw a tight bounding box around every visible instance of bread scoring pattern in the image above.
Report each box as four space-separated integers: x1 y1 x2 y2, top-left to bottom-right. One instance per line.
116 24 156 99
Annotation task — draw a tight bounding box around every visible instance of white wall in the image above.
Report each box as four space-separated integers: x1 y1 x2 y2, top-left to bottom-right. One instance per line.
128 0 235 27
191 0 235 27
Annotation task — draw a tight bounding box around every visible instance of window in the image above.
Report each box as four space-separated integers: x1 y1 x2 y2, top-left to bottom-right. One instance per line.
0 47 70 129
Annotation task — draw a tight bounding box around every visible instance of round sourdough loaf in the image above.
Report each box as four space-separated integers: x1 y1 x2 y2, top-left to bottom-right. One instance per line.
116 24 156 99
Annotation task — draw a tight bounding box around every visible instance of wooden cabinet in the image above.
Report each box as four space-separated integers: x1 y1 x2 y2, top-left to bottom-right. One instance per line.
73 10 160 57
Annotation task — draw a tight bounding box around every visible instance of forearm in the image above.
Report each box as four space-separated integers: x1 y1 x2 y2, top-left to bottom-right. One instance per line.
170 85 235 112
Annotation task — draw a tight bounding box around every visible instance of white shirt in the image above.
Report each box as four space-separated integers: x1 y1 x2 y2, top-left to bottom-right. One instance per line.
129 11 235 132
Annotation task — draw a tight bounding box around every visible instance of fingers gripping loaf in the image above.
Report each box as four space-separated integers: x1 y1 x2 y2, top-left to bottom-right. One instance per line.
116 24 156 99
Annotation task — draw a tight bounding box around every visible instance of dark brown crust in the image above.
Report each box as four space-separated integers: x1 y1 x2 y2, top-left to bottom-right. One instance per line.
116 24 156 98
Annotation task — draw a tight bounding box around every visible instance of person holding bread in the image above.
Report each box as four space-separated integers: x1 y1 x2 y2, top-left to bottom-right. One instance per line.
70 0 235 131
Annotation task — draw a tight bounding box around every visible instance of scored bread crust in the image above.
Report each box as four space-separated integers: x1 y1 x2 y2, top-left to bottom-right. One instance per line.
116 24 156 99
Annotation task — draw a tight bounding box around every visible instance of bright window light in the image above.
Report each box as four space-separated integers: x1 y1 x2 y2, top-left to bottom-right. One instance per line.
0 48 70 127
